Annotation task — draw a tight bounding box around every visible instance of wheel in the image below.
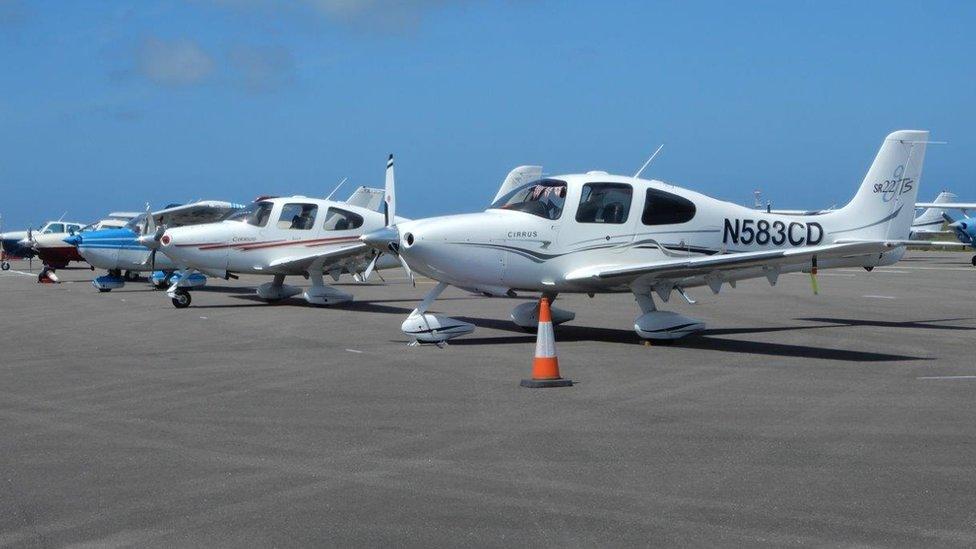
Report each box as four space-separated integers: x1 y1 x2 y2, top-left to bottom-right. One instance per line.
171 289 192 308
971 255 976 267
37 268 49 282
1 261 9 271
124 270 138 282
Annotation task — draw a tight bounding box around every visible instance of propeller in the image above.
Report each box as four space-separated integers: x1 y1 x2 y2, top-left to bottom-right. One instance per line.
137 204 165 271
359 154 414 285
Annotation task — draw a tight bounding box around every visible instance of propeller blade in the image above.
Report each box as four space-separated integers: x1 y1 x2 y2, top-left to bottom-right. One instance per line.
396 253 414 286
362 253 379 282
384 154 395 227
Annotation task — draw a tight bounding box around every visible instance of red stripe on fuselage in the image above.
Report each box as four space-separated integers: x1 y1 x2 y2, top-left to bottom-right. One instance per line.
176 235 360 252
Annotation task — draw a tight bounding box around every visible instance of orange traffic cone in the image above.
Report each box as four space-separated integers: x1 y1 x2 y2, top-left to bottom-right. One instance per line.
520 297 573 388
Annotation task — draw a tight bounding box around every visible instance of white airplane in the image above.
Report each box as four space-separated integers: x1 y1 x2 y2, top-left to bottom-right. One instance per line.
152 181 403 308
362 130 932 344
29 213 137 275
911 191 958 238
66 201 246 291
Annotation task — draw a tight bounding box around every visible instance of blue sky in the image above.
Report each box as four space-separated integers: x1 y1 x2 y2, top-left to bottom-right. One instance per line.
1 0 974 229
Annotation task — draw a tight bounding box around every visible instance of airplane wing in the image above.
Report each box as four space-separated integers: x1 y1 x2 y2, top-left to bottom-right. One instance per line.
916 202 976 210
267 243 370 272
565 241 890 283
884 239 971 250
153 200 245 227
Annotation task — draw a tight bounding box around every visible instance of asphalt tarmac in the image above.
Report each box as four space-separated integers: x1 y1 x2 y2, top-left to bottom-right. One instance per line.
1 252 975 547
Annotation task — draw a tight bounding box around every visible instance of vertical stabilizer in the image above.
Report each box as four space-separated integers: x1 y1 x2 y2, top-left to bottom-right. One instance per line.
832 130 928 241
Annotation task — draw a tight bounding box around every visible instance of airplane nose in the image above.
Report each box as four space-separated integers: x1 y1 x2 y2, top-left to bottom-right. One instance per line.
361 226 400 251
63 235 81 246
136 234 159 250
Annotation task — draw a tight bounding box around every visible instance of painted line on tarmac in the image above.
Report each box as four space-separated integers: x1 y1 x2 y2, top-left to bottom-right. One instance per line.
917 376 976 381
0 270 37 277
345 349 363 354
862 295 896 299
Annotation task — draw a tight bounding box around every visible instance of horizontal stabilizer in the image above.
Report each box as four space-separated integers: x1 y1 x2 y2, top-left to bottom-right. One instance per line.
916 202 976 210
345 187 385 212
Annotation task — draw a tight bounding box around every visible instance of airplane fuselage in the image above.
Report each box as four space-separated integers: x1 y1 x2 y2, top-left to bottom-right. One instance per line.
395 174 907 295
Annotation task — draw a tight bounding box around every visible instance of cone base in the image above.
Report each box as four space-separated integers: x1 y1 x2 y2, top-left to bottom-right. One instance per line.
520 378 573 388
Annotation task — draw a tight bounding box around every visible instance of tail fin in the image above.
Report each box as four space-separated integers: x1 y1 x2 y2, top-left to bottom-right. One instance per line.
912 190 957 232
834 130 929 240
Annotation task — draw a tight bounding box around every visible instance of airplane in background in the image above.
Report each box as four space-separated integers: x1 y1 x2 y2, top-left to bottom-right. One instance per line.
910 191 958 239
151 182 403 308
29 213 138 277
0 219 86 273
362 130 932 345
65 201 245 291
912 197 976 266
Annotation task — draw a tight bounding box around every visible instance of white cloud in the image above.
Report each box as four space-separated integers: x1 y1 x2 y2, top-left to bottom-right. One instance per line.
228 44 296 91
137 37 215 86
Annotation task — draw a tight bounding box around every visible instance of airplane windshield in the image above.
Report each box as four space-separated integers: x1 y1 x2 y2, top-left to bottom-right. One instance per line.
228 202 274 227
490 179 567 220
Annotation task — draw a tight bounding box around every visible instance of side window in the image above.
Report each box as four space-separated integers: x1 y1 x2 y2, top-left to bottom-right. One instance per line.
46 223 64 234
323 207 364 231
67 224 81 234
277 203 318 230
642 189 696 225
576 183 633 224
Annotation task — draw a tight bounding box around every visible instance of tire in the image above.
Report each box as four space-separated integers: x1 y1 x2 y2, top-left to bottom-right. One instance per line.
1 261 9 271
971 255 976 267
171 289 192 308
124 270 138 282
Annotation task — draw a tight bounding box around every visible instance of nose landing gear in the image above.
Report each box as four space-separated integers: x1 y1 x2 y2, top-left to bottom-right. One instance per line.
170 288 192 308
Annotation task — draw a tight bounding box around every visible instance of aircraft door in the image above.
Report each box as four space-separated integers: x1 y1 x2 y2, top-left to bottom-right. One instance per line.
564 182 636 253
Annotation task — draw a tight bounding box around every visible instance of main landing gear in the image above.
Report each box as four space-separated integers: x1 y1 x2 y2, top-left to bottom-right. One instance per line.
510 293 575 331
1 260 9 271
971 255 976 267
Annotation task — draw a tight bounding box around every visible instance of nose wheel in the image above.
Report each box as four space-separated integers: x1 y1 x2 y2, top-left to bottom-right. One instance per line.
971 255 976 267
170 288 192 308
1 261 9 271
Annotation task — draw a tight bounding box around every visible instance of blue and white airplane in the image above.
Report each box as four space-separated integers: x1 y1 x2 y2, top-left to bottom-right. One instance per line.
65 201 244 291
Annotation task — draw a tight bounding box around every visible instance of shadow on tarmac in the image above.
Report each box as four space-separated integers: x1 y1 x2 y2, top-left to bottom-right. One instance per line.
448 316 932 362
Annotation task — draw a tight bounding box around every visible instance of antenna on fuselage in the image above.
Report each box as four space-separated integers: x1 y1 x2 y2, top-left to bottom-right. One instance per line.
633 144 664 179
326 177 348 200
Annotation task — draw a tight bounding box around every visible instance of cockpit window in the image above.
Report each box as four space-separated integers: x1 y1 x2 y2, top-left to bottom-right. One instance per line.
642 189 697 225
490 179 567 220
576 183 632 224
277 203 318 230
45 223 64 234
323 207 364 231
238 202 274 227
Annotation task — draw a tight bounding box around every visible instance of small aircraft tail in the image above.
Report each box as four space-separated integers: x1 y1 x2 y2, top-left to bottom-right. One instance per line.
913 190 957 234
832 130 929 241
